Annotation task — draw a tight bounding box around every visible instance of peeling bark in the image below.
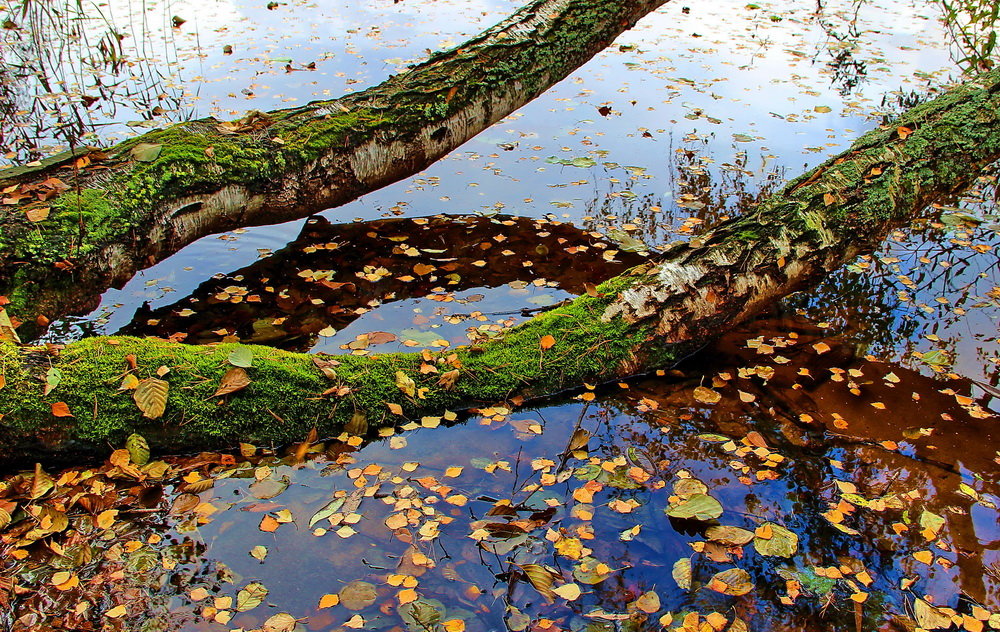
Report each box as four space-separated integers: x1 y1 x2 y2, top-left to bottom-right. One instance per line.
1 68 999 461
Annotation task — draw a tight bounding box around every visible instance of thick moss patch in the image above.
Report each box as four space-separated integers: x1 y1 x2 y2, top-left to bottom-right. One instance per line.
0 268 677 457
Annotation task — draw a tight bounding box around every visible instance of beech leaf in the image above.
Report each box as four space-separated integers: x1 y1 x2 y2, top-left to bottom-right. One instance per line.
753 522 798 557
520 564 557 602
125 433 150 466
707 568 753 596
236 582 268 612
129 143 162 162
134 378 168 419
672 557 692 590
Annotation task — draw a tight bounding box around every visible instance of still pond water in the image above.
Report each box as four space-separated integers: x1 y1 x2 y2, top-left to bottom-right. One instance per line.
0 0 998 630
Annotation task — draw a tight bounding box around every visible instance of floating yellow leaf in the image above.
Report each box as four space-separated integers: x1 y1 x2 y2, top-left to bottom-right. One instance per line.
552 582 582 601
443 619 466 632
693 386 721 404
397 588 418 604
259 515 280 532
912 550 933 564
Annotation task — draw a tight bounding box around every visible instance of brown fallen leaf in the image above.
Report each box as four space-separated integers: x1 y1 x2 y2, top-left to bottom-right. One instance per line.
214 367 251 397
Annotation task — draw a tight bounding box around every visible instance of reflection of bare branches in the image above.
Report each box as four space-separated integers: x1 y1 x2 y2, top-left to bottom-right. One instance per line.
0 0 190 163
812 0 869 96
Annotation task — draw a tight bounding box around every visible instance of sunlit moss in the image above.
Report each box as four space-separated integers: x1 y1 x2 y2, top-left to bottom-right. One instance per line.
0 264 680 456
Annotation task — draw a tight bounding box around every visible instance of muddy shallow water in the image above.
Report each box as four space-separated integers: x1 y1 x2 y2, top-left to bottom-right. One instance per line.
1 0 999 630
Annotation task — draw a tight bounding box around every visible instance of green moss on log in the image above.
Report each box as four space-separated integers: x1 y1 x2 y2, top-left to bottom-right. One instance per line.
0 269 676 455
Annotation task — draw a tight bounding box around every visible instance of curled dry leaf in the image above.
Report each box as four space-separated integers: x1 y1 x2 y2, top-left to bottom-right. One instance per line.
438 369 460 390
395 370 416 397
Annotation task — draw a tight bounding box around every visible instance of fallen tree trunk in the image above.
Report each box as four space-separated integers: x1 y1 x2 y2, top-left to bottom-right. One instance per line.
1 67 998 461
0 0 668 329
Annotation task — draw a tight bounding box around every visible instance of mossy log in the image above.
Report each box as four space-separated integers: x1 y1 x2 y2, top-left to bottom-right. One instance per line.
1 68 999 462
0 0 668 327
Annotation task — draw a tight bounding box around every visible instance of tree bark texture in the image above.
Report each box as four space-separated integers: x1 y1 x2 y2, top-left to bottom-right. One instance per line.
1 68 998 462
0 0 668 327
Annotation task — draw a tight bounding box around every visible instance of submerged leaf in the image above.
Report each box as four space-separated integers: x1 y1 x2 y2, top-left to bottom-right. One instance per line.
753 522 798 557
705 525 755 546
262 613 296 632
340 580 377 610
399 599 444 632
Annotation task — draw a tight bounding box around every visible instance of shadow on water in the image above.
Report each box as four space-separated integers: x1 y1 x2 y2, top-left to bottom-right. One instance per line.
113 213 646 354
